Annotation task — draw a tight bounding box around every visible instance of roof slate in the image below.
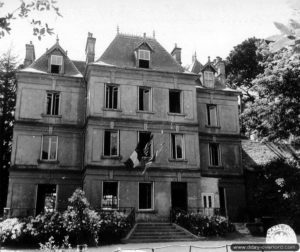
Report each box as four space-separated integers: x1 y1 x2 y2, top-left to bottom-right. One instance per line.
98 34 184 73
190 59 203 74
25 42 83 78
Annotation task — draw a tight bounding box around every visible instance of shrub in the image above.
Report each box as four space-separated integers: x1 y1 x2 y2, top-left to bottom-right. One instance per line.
0 218 25 244
175 212 234 237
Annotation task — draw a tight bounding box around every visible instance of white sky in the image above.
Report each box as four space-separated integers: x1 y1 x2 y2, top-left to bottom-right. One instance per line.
0 0 295 66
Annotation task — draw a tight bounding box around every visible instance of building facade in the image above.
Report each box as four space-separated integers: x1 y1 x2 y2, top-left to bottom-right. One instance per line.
6 32 245 221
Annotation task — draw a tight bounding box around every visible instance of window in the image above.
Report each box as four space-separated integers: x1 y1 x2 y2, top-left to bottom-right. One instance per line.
138 87 151 111
105 85 118 109
169 90 181 113
171 134 184 159
139 182 153 210
207 104 217 126
138 131 153 157
41 136 58 161
46 92 60 115
202 193 215 215
104 130 119 156
209 143 220 166
50 55 63 74
138 49 150 68
36 184 57 215
102 181 118 209
204 71 214 88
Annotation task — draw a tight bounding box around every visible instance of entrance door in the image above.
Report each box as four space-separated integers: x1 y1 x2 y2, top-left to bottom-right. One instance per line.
36 184 57 215
171 182 187 211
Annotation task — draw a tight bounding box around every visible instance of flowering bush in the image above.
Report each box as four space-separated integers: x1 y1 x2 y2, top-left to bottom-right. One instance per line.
175 212 234 237
0 218 25 243
98 211 131 244
0 189 132 247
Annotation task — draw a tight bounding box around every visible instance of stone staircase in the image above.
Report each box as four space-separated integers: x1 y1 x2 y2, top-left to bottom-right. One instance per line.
123 222 199 243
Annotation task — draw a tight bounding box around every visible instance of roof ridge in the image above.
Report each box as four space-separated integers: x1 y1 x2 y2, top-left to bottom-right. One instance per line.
118 32 156 40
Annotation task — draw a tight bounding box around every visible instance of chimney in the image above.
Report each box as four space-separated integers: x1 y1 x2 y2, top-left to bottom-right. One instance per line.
85 32 96 63
171 43 182 65
24 41 35 67
214 56 226 84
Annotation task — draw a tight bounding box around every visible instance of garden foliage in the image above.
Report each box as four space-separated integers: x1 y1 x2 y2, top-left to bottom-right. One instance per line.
174 211 234 237
0 189 131 247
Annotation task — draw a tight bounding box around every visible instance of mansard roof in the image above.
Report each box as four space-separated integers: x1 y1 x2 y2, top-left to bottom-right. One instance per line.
20 40 83 78
97 33 184 73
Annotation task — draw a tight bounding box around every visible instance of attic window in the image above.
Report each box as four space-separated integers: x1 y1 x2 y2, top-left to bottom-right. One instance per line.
138 49 150 68
50 55 63 74
204 71 214 88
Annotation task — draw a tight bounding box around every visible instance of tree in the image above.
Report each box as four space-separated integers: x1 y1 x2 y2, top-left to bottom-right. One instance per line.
0 0 62 40
226 37 264 104
246 159 300 230
241 46 300 142
0 51 17 215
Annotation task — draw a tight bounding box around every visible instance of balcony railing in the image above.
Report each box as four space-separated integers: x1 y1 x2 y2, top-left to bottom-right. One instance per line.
170 207 220 223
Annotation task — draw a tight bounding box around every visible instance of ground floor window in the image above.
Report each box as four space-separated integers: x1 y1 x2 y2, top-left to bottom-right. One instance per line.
36 184 57 215
202 193 215 215
139 182 153 210
102 181 118 209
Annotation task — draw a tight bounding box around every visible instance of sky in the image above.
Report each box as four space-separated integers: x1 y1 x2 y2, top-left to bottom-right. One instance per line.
0 0 296 67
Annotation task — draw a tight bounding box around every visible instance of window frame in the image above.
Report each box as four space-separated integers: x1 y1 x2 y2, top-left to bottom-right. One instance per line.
46 92 60 116
206 104 218 127
103 130 119 157
105 84 119 110
50 55 63 74
170 133 185 160
138 49 150 68
40 135 58 161
169 89 182 114
204 71 215 88
138 131 153 157
209 143 221 167
102 181 119 210
201 193 215 208
138 182 154 211
138 86 152 112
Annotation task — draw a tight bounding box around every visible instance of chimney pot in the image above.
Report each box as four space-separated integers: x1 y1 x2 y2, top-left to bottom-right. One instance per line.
171 44 182 65
85 32 96 63
24 42 35 67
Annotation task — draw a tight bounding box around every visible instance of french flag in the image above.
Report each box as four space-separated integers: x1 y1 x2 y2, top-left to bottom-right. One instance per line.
124 134 153 169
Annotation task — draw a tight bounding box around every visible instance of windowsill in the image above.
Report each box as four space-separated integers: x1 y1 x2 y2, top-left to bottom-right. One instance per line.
168 158 188 163
101 155 122 160
167 112 186 117
100 207 119 211
136 110 155 114
208 165 224 169
102 108 122 112
137 209 156 213
205 125 221 129
41 114 62 118
37 159 59 164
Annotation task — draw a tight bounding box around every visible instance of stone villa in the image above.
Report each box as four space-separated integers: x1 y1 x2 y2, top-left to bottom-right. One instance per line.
6 31 245 221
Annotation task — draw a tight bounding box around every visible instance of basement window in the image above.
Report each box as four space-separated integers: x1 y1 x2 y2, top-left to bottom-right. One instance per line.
50 55 63 74
138 49 150 68
102 181 118 209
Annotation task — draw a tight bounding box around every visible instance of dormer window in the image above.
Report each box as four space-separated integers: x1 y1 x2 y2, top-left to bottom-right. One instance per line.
50 55 63 74
204 71 214 88
138 49 150 68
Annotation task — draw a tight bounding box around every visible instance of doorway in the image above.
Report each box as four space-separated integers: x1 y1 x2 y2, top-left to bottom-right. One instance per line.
219 187 227 217
36 184 57 215
171 182 187 211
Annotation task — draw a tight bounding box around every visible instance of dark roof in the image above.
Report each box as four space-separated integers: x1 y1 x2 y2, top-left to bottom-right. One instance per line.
242 140 300 170
190 59 203 74
98 34 184 73
72 60 86 75
21 41 83 77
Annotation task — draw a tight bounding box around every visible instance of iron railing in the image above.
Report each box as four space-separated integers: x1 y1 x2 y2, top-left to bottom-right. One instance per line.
170 207 221 223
